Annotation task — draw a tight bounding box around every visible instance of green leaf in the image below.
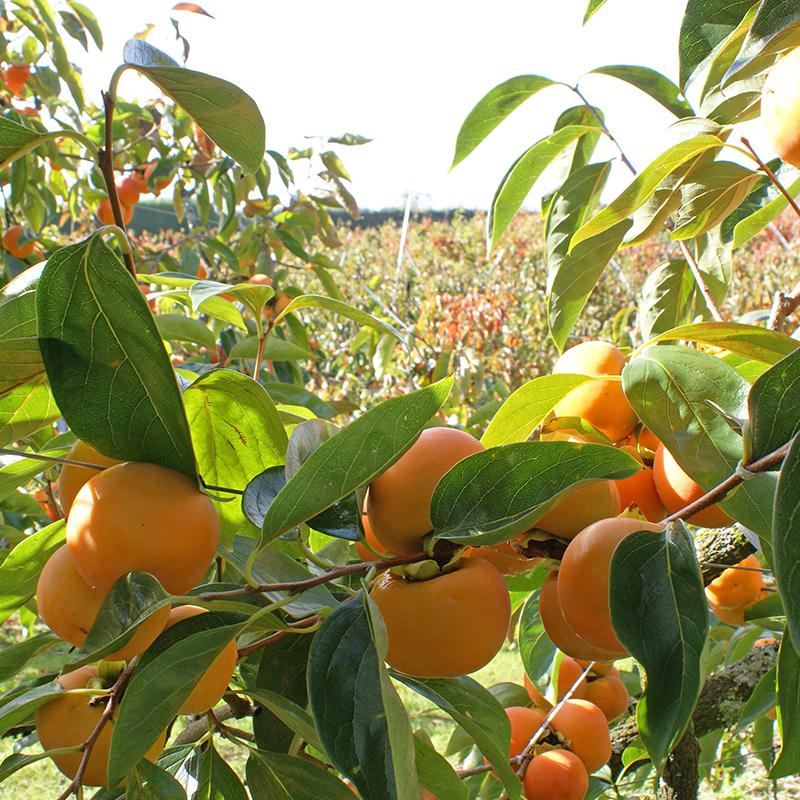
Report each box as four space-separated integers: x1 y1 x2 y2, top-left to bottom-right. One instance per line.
184 370 287 547
246 750 358 800
227 335 316 362
638 260 707 342
307 591 420 800
37 236 197 482
670 161 762 239
251 628 314 753
0 115 45 166
488 125 599 252
0 262 46 396
392 673 521 800
588 65 694 118
0 376 60 448
623 345 777 542
609 522 709 772
583 0 607 23
730 169 800 249
430 441 640 545
734 665 776 734
225 536 338 618
107 610 247 787
517 591 557 689
0 678 62 737
678 0 755 91
639 322 799 364
748 347 800 462
127 759 186 800
450 75 557 169
548 218 632 352
122 40 265 173
569 135 726 252
257 376 452 545
773 434 800 647
413 731 468 800
0 632 60 682
154 313 217 349
0 520 65 624
67 1 103 49
770 631 800 778
481 374 589 447
275 294 407 349
67 573 172 667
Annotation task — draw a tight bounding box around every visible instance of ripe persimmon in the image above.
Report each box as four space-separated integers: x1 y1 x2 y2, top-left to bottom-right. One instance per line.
58 439 125 517
367 427 485 554
557 516 664 655
652 444 733 527
522 748 589 800
164 606 239 714
549 698 612 774
37 545 171 660
533 480 621 540
3 224 34 258
369 556 511 678
143 160 172 194
35 665 166 786
614 461 667 524
501 705 548 765
96 199 133 227
705 554 763 610
762 46 800 168
551 341 639 443
1 65 30 95
66 462 219 595
583 673 629 722
116 176 142 207
539 571 625 662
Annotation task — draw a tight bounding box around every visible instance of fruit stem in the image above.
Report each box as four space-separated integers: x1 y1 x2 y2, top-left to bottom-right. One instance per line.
740 136 800 224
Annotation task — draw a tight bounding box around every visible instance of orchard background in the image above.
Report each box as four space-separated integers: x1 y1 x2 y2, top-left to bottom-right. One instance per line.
1 1 800 800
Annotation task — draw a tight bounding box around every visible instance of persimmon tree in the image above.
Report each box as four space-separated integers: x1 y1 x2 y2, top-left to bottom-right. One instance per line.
0 1 799 800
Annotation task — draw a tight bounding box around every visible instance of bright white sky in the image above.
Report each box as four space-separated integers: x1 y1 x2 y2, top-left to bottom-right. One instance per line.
70 0 771 212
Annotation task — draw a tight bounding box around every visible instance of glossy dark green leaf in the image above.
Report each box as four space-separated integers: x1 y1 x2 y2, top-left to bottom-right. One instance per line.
0 376 60 448
638 260 706 342
430 441 640 545
481 374 589 447
734 665 776 734
249 686 321 753
257 376 452 546
246 750 358 800
392 673 521 800
0 520 65 623
569 135 726 251
226 536 338 618
198 745 249 800
307 592 420 800
0 632 60 682
0 262 46 396
773 434 800 647
489 125 599 252
252 630 314 753
226 335 315 362
589 65 694 118
548 218 632 351
123 40 265 173
242 466 289 532
623 345 777 541
264 382 336 418
413 731 468 800
678 0 755 91
107 611 247 786
640 322 798 363
184 370 287 546
749 348 800 462
37 236 197 482
67 573 172 667
609 522 709 771
770 631 800 778
517 592 557 690
127 759 186 800
0 677 61 737
451 75 557 169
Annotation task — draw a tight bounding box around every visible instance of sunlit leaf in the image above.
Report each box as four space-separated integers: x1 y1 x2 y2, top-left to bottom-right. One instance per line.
588 65 694 118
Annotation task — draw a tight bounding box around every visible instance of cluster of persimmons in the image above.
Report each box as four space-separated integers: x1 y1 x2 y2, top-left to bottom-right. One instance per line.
34 440 227 787
355 338 751 800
